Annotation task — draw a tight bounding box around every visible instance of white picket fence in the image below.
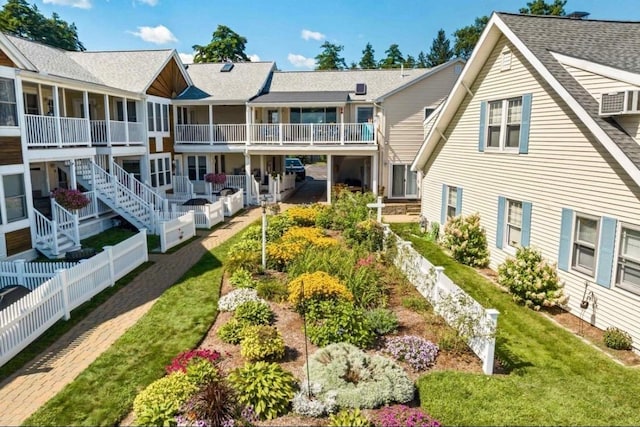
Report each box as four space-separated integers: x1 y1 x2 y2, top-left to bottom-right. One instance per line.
158 211 197 253
0 230 148 367
170 201 224 229
385 227 499 375
221 189 244 216
0 260 77 290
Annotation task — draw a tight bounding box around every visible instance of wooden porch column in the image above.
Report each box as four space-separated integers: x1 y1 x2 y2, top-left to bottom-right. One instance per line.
372 152 379 197
69 159 77 190
326 154 332 204
245 105 251 146
209 104 214 145
103 94 111 146
260 155 265 186
83 91 91 144
123 97 130 145
340 107 344 144
244 152 252 204
52 85 62 147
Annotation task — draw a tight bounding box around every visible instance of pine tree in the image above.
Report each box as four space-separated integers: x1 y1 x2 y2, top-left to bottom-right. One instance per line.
359 42 377 69
426 29 453 67
379 44 404 69
314 42 347 70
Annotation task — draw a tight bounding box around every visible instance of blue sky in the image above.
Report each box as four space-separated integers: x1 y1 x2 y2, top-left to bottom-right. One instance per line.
5 0 640 70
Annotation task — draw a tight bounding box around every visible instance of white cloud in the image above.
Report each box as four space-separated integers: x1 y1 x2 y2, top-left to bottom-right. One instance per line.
301 29 325 41
136 0 158 5
288 53 315 69
129 25 177 44
43 0 91 9
179 52 194 64
248 54 261 62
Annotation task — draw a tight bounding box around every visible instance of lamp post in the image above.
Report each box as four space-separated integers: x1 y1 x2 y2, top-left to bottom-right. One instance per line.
261 195 268 269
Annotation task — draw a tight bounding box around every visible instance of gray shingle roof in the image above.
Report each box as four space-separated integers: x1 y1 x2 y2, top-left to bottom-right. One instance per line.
497 12 640 168
179 62 275 102
249 91 350 105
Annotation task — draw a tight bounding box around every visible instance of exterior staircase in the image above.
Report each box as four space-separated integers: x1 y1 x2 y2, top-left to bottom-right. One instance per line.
33 200 81 259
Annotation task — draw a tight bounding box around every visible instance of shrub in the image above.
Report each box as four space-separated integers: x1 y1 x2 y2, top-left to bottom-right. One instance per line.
374 404 441 427
217 318 249 345
178 377 237 427
133 371 198 426
442 212 490 267
240 325 286 361
166 349 221 375
383 335 439 371
256 279 289 302
52 188 90 210
226 239 261 273
497 246 566 310
603 327 633 350
229 268 256 288
184 357 221 387
328 409 371 427
288 271 353 311
326 191 376 231
306 342 414 409
292 381 338 417
365 308 398 335
282 226 337 248
305 299 376 349
267 240 308 270
218 288 263 312
344 219 384 252
287 205 322 226
234 300 274 325
228 362 297 420
315 204 333 229
204 172 226 184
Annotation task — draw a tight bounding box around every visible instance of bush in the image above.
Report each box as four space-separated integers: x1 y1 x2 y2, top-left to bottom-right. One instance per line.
218 288 263 312
229 268 256 288
306 342 414 409
374 404 441 427
228 362 297 420
383 335 439 371
234 300 274 325
267 240 308 271
217 318 249 345
184 357 221 387
603 327 633 350
344 219 384 252
240 325 286 361
177 377 238 427
326 191 376 231
166 349 221 375
256 279 289 302
442 212 490 267
497 246 566 310
292 381 338 418
365 308 398 335
328 409 371 427
287 205 323 226
226 239 262 273
288 271 353 312
133 372 198 426
306 299 376 349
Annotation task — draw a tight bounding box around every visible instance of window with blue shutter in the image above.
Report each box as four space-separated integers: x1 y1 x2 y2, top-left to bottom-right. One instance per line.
496 196 505 249
521 201 532 247
519 93 532 154
482 94 531 153
478 101 487 152
595 217 617 288
558 208 574 272
456 187 463 216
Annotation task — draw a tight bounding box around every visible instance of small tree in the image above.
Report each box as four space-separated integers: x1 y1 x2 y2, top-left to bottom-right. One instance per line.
442 213 490 267
315 41 346 70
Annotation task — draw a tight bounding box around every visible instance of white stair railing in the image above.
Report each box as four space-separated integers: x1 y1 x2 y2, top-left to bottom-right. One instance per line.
34 210 59 256
50 199 80 248
110 161 167 212
173 175 194 196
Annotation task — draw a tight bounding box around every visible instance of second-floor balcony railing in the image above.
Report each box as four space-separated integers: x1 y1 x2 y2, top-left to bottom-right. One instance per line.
175 123 376 146
25 114 91 148
90 120 145 146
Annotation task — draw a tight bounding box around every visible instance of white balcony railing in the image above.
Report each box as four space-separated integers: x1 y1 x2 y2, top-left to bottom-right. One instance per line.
175 124 246 144
90 120 144 146
25 114 91 147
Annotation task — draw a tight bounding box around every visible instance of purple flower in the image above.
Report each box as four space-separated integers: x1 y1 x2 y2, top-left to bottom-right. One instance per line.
383 335 439 371
375 405 441 427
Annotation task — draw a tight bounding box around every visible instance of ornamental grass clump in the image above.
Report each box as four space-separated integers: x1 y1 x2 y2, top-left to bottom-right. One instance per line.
374 404 441 427
442 212 490 267
383 335 439 371
287 271 353 312
497 246 566 310
51 188 90 210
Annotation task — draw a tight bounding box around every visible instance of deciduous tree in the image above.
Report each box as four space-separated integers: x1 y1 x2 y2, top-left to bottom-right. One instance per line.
519 0 566 15
193 25 250 63
453 16 489 60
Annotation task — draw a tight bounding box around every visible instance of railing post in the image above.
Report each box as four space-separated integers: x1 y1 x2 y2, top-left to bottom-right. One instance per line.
340 122 345 145
310 123 314 146
103 245 116 286
52 219 59 256
112 178 118 206
128 172 135 192
483 309 500 375
279 122 283 145
15 259 25 287
140 228 149 262
74 213 80 246
433 266 445 306
56 269 71 320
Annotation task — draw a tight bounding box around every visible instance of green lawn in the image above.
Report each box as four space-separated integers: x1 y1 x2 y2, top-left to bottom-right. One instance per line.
23 228 245 426
391 223 640 426
80 227 160 253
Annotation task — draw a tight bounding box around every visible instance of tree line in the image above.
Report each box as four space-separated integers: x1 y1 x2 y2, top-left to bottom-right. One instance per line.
0 0 566 68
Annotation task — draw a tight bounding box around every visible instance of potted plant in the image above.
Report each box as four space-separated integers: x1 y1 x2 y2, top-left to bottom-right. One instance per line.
51 188 90 210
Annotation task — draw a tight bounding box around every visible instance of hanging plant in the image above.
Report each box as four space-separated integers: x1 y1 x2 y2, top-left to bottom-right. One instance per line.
52 188 90 210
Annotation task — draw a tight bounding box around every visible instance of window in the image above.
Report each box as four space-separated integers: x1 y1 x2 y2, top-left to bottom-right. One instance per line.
4 174 26 222
24 93 39 115
150 154 172 188
357 107 373 124
572 215 599 276
486 97 523 150
617 226 640 295
147 99 170 135
162 104 169 132
155 103 161 131
177 107 188 125
116 100 137 122
147 103 154 131
447 186 457 219
0 78 17 126
187 155 207 181
290 107 337 124
424 108 435 120
506 200 523 248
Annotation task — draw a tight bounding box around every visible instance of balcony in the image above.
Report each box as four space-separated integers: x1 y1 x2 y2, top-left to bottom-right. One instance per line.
175 123 376 146
90 120 145 146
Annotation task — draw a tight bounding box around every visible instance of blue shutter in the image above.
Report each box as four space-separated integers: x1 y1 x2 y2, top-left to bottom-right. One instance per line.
595 216 617 288
521 201 532 247
441 184 447 225
456 187 463 216
519 93 532 154
558 208 574 272
496 196 505 249
478 101 487 152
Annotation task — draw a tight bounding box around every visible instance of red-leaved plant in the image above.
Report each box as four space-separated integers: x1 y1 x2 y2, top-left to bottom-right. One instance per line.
166 349 222 374
204 173 226 184
375 405 441 427
52 188 90 210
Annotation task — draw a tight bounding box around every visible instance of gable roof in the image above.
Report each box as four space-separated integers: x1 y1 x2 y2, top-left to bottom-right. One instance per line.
413 12 640 187
177 61 276 103
261 59 464 103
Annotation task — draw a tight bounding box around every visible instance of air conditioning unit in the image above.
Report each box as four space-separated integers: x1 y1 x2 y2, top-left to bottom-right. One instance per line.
599 90 640 116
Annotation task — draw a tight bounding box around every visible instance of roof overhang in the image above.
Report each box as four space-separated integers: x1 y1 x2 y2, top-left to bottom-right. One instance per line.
550 51 640 87
412 13 640 188
142 50 193 95
248 91 350 107
18 69 143 99
0 33 37 71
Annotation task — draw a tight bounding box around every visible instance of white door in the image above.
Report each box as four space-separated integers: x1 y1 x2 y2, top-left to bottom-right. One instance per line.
390 164 418 198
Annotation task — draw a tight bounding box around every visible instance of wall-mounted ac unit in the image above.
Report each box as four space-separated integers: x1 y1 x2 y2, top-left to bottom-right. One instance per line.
599 90 640 116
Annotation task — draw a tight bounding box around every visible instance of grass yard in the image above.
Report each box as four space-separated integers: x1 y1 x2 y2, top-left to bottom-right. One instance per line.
391 223 640 426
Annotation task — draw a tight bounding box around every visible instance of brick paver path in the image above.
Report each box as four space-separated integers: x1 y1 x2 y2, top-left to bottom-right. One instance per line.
0 207 263 426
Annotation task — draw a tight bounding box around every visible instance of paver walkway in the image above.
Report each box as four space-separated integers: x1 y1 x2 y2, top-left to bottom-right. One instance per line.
0 207 263 426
